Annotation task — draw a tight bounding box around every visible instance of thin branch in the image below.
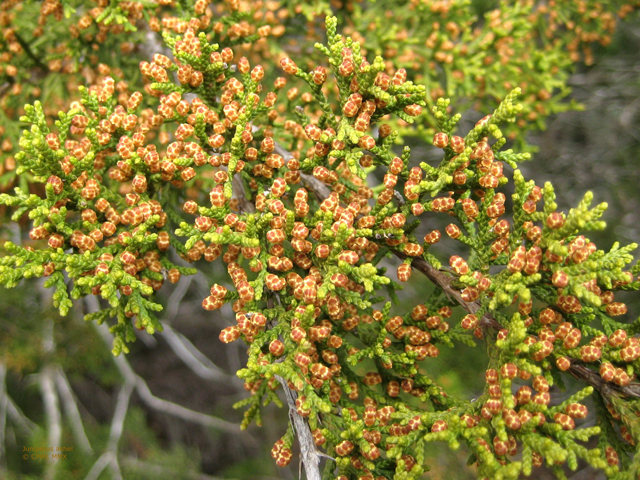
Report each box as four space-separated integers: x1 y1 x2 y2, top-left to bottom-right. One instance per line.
134 327 158 348
266 294 327 480
105 382 133 480
37 308 62 480
193 269 215 298
54 366 93 455
96 323 240 433
274 375 322 480
0 363 7 474
84 452 115 480
163 274 193 322
6 396 39 435
84 295 242 435
300 172 332 203
121 455 231 480
39 365 62 480
83 383 132 480
129 367 240 433
160 323 238 383
13 32 49 72
232 172 256 214
83 378 134 480
393 251 501 329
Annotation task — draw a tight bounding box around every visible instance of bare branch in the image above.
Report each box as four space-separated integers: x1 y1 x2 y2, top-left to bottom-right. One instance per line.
232 172 256 214
130 369 240 433
392 251 501 329
35 308 62 480
134 327 158 348
39 364 62 480
84 295 242 435
98 326 240 433
6 396 39 435
84 452 114 480
54 366 93 455
299 172 332 203
107 384 133 453
105 382 134 480
121 455 231 480
274 375 322 480
267 294 329 480
163 275 193 322
0 363 7 474
160 323 239 383
84 374 134 480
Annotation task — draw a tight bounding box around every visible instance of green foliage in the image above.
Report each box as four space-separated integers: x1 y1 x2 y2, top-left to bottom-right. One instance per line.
1 1 640 479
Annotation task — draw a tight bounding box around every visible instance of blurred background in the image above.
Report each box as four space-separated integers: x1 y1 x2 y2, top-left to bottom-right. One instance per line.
1 4 640 480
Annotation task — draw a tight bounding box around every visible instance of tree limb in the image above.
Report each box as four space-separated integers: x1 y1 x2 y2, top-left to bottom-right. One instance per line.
225 154 329 479
265 290 327 479
82 296 250 443
163 275 193 322
105 382 134 480
84 452 114 480
6 395 39 435
0 363 7 475
160 323 239 383
93 319 241 434
300 173 332 203
84 381 133 480
54 366 94 455
120 455 231 480
393 251 501 329
274 374 322 480
39 365 61 480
